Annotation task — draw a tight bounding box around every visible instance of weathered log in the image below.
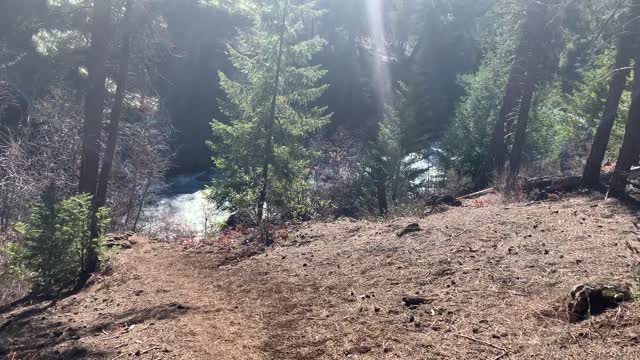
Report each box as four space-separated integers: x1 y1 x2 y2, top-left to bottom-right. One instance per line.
525 167 640 192
458 188 496 200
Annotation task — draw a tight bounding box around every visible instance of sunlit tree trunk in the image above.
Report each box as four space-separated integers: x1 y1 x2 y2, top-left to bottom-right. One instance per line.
608 56 640 198
257 0 288 226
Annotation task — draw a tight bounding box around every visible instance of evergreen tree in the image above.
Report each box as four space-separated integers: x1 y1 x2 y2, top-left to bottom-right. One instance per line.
369 82 427 209
583 0 640 187
209 0 331 231
4 186 109 294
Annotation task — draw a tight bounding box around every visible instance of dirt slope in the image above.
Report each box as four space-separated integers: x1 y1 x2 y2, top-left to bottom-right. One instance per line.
2 194 640 359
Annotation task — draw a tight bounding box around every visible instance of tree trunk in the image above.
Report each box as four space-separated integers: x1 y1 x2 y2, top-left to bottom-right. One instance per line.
507 0 547 185
391 162 402 204
491 0 547 178
490 33 527 177
256 0 288 225
508 74 535 183
95 0 134 209
79 0 112 197
133 181 151 233
79 0 112 275
376 177 388 216
583 4 638 188
123 173 138 229
608 56 640 198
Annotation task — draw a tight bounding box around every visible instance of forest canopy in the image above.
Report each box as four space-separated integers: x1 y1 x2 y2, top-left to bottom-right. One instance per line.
1 0 640 281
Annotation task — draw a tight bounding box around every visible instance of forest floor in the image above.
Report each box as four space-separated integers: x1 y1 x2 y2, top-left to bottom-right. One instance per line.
2 193 640 359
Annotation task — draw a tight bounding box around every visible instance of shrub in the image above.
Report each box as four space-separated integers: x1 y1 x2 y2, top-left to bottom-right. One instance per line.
2 186 108 295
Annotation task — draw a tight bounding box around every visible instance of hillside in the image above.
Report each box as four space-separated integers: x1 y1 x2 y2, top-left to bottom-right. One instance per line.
2 194 640 359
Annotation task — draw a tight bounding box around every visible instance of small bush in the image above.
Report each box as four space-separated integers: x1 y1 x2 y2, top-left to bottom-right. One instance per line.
2 186 108 295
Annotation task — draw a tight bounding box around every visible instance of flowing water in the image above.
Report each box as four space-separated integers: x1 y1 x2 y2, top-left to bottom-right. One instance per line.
141 172 228 239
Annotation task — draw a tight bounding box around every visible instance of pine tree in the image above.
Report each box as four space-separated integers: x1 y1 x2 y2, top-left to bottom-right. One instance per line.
209 0 331 232
367 82 428 213
79 0 112 275
5 185 109 294
583 0 640 188
609 53 640 198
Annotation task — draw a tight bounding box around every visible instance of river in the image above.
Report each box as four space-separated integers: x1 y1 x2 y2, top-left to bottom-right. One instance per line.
140 172 228 240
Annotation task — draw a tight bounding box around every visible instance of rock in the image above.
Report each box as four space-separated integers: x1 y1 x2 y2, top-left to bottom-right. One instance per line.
397 223 423 238
222 211 254 231
425 195 440 206
344 345 372 355
567 284 632 323
426 194 462 207
529 189 549 201
402 296 431 307
424 205 450 216
104 232 135 249
438 194 463 207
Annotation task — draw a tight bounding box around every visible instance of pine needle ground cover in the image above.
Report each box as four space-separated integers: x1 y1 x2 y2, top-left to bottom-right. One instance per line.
2 194 640 359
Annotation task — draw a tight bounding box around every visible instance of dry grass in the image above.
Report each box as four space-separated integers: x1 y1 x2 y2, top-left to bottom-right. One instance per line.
2 194 640 359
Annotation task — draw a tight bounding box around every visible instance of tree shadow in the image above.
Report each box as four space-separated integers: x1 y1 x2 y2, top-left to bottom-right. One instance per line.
0 301 192 358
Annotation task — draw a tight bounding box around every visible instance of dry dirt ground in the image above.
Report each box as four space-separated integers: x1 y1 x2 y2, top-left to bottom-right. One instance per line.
2 194 640 359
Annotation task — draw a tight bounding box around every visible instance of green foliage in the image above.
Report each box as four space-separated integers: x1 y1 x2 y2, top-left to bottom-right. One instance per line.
208 0 331 222
444 32 513 189
3 187 109 295
530 47 633 173
368 82 428 205
445 1 633 187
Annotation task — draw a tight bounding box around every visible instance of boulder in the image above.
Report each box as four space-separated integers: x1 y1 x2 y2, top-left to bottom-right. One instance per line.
567 284 632 323
397 223 422 238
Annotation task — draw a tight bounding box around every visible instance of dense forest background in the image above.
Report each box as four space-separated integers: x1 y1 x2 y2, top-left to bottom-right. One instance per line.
2 0 640 291
4 0 632 176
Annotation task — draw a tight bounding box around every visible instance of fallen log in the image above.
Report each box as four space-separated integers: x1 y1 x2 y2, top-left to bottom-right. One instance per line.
524 175 581 192
525 166 640 192
457 188 496 200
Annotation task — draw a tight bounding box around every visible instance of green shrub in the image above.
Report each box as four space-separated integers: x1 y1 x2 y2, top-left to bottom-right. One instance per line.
2 186 109 295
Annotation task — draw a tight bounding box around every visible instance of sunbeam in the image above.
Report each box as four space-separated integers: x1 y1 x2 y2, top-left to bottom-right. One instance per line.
365 0 393 107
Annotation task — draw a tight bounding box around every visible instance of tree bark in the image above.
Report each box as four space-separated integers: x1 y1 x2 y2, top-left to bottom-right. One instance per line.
491 0 547 178
95 0 134 209
257 0 288 225
79 0 112 275
608 55 640 198
391 161 402 204
490 31 527 177
506 0 547 185
376 177 388 216
79 0 112 197
508 74 535 182
583 3 638 188
133 181 151 233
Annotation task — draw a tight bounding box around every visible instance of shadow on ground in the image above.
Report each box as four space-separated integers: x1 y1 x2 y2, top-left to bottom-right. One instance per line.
0 302 191 359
